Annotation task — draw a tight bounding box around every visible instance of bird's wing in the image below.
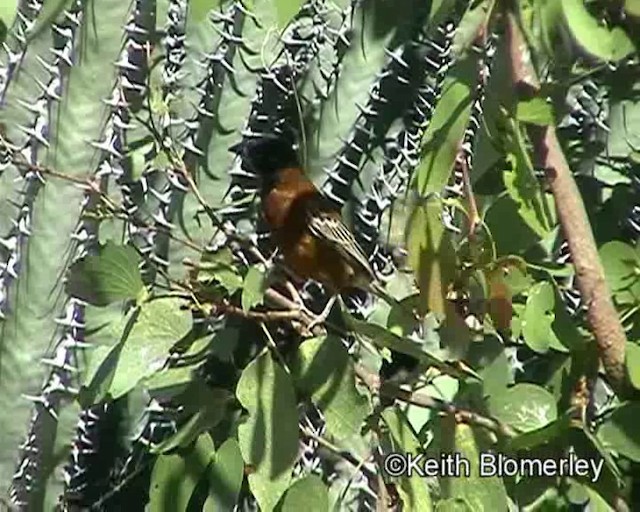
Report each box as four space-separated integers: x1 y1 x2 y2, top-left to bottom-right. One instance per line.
306 205 376 281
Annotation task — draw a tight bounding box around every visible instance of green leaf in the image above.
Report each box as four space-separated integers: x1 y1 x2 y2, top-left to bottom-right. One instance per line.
237 352 299 512
625 0 640 17
84 299 192 402
561 0 635 62
516 98 554 126
466 336 509 400
413 58 474 196
149 433 215 511
439 421 509 509
435 498 473 511
382 408 433 511
279 475 329 512
242 264 267 311
152 386 231 454
66 242 144 307
0 0 17 29
488 383 557 433
585 486 617 512
407 197 457 317
522 281 560 353
275 0 304 27
197 248 243 295
626 342 640 390
293 336 371 440
599 241 640 292
145 364 199 401
204 438 244 512
502 121 556 238
598 403 640 462
507 414 572 451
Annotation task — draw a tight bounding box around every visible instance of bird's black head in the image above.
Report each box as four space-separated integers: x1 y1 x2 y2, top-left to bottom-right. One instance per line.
230 133 300 193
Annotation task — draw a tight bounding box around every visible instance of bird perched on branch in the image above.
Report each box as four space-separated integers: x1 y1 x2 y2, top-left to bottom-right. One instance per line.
231 133 395 325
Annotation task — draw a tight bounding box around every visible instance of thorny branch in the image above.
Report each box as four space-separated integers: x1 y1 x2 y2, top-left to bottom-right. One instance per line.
506 13 630 395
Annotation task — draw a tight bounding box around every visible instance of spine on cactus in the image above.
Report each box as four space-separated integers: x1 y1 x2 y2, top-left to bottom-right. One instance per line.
9 2 86 508
442 31 498 234
352 19 457 274
0 0 46 104
90 400 179 510
319 42 417 208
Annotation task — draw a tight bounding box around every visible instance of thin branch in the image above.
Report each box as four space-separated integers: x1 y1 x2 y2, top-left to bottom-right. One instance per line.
354 364 517 439
505 12 630 395
299 425 377 480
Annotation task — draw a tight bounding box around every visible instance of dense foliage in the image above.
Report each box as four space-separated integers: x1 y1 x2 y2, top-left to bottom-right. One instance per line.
0 0 639 510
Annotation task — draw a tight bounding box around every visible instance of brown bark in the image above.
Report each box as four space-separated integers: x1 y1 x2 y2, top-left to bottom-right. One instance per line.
506 13 629 394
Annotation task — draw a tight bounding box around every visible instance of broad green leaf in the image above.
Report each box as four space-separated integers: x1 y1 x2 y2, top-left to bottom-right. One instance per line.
484 193 541 255
507 413 572 451
488 383 557 433
85 298 192 401
152 387 231 454
522 281 556 353
237 352 299 512
275 0 305 27
148 433 215 511
561 0 635 62
0 0 17 30
382 408 433 511
110 298 191 399
439 420 509 509
516 97 554 126
521 281 571 353
66 242 144 306
503 116 555 231
466 336 510 400
626 342 640 390
599 241 640 292
293 336 371 440
403 375 459 436
598 403 640 462
197 248 243 295
242 264 267 311
407 197 457 317
502 124 555 238
145 364 199 400
451 0 490 56
204 438 244 512
435 498 473 511
413 59 474 196
625 0 640 17
585 487 617 512
280 475 329 512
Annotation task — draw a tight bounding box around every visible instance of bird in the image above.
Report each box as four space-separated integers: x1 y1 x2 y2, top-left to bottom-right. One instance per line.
231 133 394 327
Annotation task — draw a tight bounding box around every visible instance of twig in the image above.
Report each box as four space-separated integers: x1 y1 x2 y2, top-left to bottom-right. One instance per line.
300 425 377 480
505 12 630 395
354 364 517 439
